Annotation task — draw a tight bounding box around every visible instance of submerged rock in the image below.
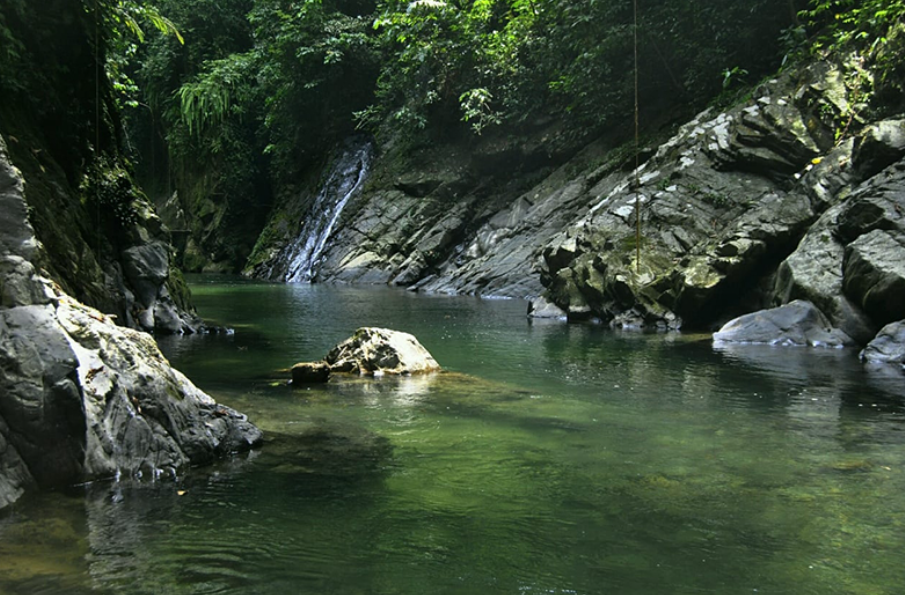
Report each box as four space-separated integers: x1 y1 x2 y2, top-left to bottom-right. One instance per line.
860 320 905 367
291 361 331 384
713 300 855 348
325 327 441 375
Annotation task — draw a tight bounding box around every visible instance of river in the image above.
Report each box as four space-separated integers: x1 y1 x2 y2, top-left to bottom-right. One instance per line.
1 276 904 594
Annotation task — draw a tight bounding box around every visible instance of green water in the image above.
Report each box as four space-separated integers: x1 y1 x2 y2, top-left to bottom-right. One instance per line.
2 277 905 595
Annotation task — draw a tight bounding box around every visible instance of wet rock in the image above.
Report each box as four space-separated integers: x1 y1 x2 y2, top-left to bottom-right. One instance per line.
325 327 441 375
527 295 568 320
713 300 855 348
860 320 905 367
291 361 331 384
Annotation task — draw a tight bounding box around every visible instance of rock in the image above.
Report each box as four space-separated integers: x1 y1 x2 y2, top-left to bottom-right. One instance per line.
1 133 262 511
852 118 905 179
773 158 905 343
291 361 331 384
527 295 568 320
0 137 38 262
773 203 879 345
860 321 905 366
842 230 905 325
713 300 855 347
247 58 900 339
325 327 441 375
0 282 264 498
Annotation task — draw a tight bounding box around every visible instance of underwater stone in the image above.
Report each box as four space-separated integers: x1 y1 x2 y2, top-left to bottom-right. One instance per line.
291 361 331 384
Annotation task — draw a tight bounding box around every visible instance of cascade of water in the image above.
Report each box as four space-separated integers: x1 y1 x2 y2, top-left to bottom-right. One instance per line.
283 138 374 283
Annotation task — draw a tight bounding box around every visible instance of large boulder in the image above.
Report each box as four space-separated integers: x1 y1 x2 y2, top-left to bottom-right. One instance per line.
713 300 855 348
291 361 331 384
842 230 905 326
1 134 262 511
774 151 905 343
852 118 905 179
325 327 441 375
860 320 905 367
0 272 263 508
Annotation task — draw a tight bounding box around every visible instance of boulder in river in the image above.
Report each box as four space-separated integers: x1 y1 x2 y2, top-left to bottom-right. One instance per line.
325 327 441 375
291 361 331 384
860 320 905 368
713 300 855 348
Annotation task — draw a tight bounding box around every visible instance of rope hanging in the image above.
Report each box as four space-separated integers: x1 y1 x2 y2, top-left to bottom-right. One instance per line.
633 0 641 272
95 0 101 260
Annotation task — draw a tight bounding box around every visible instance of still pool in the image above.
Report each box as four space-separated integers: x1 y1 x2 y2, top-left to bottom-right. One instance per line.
2 277 905 594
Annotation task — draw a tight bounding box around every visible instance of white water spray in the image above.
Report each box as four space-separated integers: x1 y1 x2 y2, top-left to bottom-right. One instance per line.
283 138 373 282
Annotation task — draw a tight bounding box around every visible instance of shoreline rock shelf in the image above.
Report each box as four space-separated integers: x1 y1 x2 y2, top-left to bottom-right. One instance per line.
713 300 856 348
1 135 263 511
291 327 441 384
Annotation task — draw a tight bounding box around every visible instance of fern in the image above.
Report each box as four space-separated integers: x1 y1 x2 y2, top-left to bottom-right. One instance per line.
178 53 254 137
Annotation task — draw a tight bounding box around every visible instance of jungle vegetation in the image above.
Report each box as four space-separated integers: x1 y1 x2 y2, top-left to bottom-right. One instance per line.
2 0 903 269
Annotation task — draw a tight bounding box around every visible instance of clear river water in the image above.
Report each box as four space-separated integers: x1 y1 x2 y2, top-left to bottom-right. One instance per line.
2 277 905 595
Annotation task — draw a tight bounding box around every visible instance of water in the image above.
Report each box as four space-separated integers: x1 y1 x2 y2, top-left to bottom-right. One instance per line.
278 137 373 283
2 277 905 595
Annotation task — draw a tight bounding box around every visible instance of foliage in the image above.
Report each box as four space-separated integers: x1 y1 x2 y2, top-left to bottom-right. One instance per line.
248 0 380 177
178 52 256 136
802 0 905 53
361 0 535 135
83 161 141 231
359 0 799 140
101 1 185 109
0 0 28 94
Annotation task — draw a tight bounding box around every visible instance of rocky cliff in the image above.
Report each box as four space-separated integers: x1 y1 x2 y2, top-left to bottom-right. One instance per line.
1 134 263 511
250 52 904 345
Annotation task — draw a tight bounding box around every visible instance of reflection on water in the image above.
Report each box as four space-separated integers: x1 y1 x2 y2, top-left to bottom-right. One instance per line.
2 278 905 595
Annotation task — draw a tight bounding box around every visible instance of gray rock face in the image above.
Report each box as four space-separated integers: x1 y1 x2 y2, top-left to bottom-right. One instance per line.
0 265 263 512
537 73 829 328
0 139 38 263
842 230 905 325
250 126 605 299
852 118 905 179
713 300 855 348
860 320 905 366
775 155 905 343
0 134 262 511
3 126 199 335
261 61 854 330
325 327 441 375
250 57 899 345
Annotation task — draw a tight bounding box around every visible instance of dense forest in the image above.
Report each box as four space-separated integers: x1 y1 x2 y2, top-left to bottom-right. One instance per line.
6 0 901 276
126 0 803 270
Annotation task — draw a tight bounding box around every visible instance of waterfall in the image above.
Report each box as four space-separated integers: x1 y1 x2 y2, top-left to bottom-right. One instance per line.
283 138 374 283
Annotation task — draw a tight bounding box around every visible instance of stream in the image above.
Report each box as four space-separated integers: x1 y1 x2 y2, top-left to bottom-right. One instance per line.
1 276 904 595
